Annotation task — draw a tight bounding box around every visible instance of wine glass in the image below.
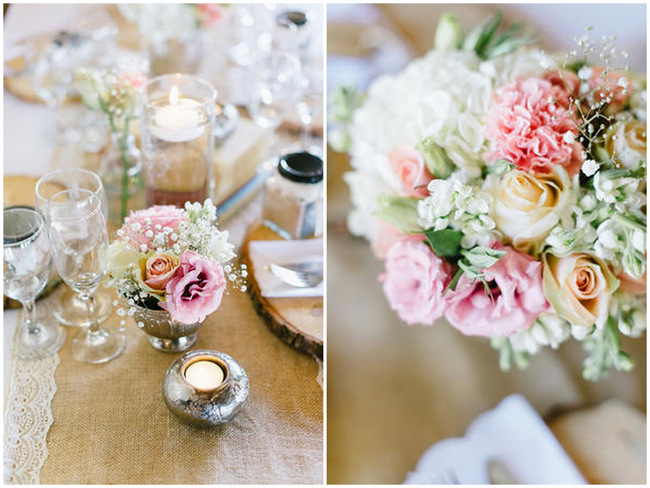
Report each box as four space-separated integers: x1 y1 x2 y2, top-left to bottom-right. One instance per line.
35 168 113 328
3 207 66 360
47 189 125 363
246 16 302 131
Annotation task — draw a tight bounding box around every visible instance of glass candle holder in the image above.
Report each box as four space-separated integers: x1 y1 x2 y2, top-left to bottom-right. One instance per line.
141 74 216 208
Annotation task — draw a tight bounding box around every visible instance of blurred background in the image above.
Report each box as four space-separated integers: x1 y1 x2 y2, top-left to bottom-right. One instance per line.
327 3 646 484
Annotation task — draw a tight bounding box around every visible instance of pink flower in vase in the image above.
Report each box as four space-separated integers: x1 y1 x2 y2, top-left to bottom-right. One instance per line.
445 243 549 337
197 4 226 27
484 76 583 176
119 71 146 89
543 69 580 109
119 206 188 249
140 253 179 293
588 67 632 115
388 146 434 198
380 236 450 326
163 250 227 324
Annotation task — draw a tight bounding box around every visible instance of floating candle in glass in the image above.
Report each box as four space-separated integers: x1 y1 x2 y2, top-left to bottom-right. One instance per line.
141 74 216 208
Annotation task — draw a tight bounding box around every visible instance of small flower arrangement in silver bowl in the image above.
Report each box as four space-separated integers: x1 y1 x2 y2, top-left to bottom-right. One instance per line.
104 199 246 352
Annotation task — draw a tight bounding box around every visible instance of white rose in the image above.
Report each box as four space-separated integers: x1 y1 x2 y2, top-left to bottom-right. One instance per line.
486 167 574 255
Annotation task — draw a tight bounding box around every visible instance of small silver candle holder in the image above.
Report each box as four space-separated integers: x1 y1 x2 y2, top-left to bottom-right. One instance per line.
162 349 249 428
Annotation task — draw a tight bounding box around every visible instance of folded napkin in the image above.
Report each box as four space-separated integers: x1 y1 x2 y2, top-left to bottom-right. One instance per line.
248 238 323 299
404 394 587 484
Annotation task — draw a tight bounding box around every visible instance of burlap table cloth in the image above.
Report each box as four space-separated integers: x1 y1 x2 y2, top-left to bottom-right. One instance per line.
37 288 323 484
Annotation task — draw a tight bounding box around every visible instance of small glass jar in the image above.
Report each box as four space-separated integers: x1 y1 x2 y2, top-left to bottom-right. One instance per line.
262 152 323 239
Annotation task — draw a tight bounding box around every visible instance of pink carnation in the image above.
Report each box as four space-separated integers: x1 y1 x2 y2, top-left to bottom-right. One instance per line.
445 243 550 337
589 67 631 115
388 146 433 198
543 69 580 109
380 237 450 326
119 205 187 249
163 250 226 324
485 76 583 176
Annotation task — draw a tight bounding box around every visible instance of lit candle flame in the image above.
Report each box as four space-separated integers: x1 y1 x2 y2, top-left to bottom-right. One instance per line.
169 85 180 105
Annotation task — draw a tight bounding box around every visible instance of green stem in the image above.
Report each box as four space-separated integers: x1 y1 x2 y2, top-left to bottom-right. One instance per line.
108 115 131 223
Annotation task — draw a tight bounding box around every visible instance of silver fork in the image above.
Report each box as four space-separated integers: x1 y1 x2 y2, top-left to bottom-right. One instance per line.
267 262 323 288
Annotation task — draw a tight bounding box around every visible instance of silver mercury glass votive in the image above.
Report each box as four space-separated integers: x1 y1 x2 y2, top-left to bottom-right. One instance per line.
162 349 249 428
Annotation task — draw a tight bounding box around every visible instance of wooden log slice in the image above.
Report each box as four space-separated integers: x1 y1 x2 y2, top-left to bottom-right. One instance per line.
242 223 323 359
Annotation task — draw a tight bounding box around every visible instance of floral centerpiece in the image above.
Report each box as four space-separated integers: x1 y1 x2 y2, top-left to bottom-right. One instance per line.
332 12 646 380
76 68 146 223
104 200 245 350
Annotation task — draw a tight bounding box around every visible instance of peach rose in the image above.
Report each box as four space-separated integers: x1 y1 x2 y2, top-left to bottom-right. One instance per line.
543 253 619 328
605 120 647 169
388 147 434 198
140 253 179 293
487 166 573 255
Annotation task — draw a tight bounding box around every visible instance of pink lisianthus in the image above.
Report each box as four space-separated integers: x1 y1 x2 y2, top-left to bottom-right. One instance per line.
388 147 434 198
371 222 407 260
380 237 450 326
163 250 226 324
484 76 583 176
445 243 550 337
119 205 187 249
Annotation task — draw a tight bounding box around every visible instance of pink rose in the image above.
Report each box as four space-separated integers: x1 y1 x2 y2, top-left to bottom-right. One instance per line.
484 77 583 176
445 243 549 337
197 4 226 27
119 205 187 248
371 222 406 260
589 67 632 115
380 237 451 325
388 147 433 198
119 72 146 88
140 253 179 292
163 251 226 324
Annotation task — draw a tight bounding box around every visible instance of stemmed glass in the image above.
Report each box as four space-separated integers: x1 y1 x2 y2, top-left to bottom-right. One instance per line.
246 17 302 131
47 189 125 363
35 168 113 327
3 207 66 360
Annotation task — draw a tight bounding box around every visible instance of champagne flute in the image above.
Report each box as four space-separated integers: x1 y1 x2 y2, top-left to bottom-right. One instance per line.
47 189 124 363
35 168 113 327
3 207 66 360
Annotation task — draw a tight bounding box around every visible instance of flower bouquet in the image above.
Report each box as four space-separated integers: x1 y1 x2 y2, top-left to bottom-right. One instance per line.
104 200 245 350
333 12 646 380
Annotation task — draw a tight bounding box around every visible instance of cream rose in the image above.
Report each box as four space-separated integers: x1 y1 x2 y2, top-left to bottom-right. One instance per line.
605 121 647 169
486 167 573 255
543 253 619 328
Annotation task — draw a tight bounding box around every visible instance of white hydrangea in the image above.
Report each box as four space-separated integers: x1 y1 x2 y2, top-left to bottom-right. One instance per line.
346 50 495 241
417 178 498 248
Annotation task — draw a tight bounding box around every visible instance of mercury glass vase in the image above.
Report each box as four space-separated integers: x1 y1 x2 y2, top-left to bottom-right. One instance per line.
132 305 204 352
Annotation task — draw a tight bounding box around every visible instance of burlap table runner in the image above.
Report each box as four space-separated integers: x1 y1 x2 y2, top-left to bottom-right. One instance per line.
38 288 323 484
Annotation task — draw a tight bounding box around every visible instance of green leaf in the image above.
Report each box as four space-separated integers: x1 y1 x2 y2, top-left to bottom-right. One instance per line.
423 228 463 258
473 10 503 58
374 195 422 233
461 246 506 270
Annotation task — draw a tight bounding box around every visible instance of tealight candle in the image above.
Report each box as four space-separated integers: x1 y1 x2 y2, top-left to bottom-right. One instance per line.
184 360 224 390
149 85 206 143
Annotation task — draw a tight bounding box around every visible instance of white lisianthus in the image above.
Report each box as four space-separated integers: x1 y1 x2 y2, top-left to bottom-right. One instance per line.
485 166 576 255
611 292 647 338
593 172 640 205
346 49 494 240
